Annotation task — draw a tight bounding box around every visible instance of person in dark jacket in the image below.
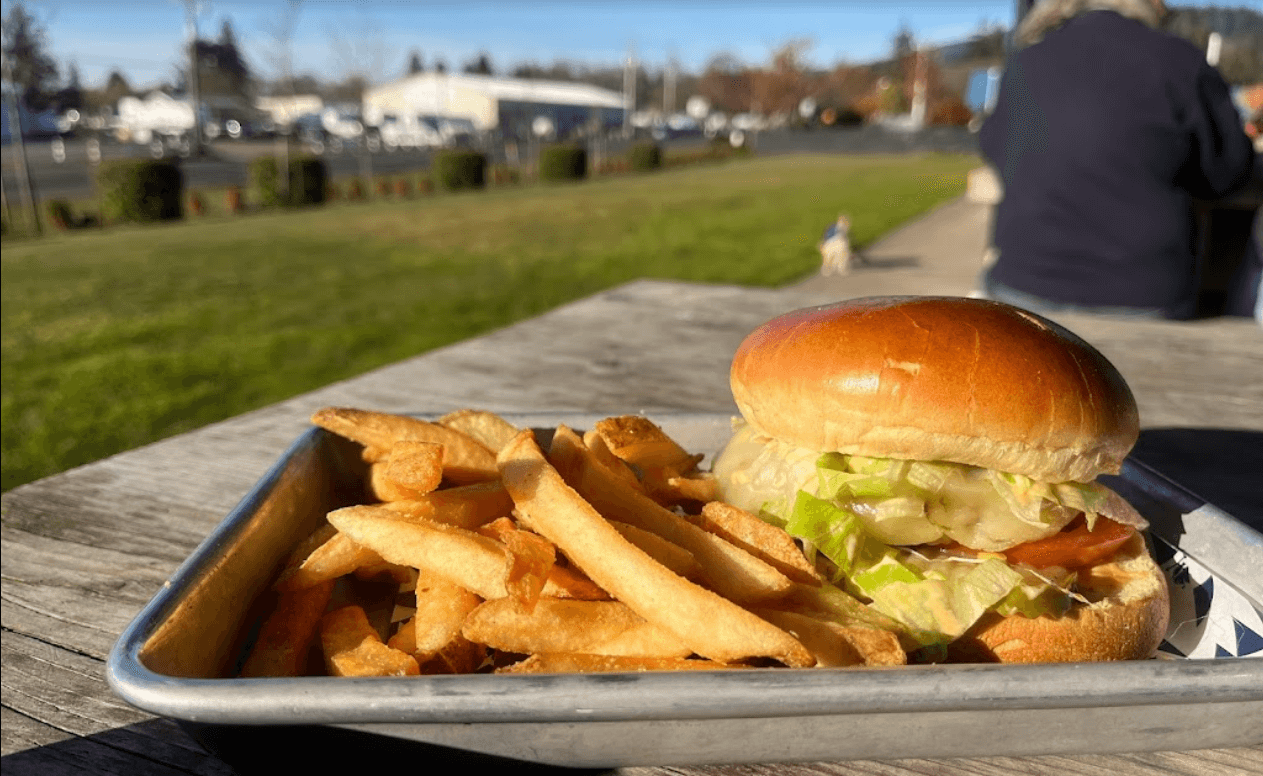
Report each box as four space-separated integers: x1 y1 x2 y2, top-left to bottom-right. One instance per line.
979 0 1257 319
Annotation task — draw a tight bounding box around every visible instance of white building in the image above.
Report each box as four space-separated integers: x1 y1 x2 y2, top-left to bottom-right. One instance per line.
114 91 194 143
362 73 625 143
255 94 324 127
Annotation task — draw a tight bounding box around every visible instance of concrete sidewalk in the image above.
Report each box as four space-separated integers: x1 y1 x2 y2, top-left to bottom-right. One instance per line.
789 194 994 300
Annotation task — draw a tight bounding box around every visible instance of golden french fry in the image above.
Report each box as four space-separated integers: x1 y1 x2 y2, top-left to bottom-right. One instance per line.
320 605 420 677
384 441 444 493
328 504 600 602
755 608 905 667
380 480 514 530
782 581 909 639
239 580 335 677
361 445 390 463
278 523 338 577
328 505 510 600
590 415 703 476
312 407 497 484
387 617 417 654
418 635 486 674
590 415 708 506
497 653 738 674
412 573 483 656
694 501 822 586
539 563 611 601
498 429 813 667
664 473 721 504
479 517 557 611
582 431 647 493
438 409 521 453
548 426 793 605
462 598 693 658
609 520 700 580
275 530 385 591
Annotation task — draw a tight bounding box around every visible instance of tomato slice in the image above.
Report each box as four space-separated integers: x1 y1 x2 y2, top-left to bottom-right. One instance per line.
1000 516 1135 570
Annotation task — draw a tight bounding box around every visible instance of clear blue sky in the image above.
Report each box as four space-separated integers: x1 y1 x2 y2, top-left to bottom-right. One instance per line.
6 0 1254 89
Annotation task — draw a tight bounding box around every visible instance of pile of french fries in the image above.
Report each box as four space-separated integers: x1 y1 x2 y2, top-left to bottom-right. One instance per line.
238 407 907 678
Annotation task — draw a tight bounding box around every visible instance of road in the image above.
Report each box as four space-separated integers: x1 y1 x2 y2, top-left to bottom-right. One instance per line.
1 126 980 205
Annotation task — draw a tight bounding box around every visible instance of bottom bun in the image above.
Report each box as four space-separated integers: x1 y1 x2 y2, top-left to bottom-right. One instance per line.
946 533 1170 663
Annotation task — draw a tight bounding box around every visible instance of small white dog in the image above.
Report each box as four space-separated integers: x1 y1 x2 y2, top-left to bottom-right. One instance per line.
819 215 855 276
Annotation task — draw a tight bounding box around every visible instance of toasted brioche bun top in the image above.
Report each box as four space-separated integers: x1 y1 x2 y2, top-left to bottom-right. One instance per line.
729 297 1139 482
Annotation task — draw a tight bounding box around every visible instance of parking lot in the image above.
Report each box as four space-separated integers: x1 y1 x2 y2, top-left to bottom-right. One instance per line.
1 124 980 204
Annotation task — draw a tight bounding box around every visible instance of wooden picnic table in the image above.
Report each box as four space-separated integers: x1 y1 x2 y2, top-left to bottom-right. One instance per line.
4 272 1262 773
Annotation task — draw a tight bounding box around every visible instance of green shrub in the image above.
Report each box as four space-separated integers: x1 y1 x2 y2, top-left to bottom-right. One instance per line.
628 141 662 172
250 156 327 207
539 144 587 183
434 150 487 191
96 160 183 223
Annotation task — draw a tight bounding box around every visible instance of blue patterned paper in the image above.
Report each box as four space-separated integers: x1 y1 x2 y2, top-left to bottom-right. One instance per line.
1154 535 1263 659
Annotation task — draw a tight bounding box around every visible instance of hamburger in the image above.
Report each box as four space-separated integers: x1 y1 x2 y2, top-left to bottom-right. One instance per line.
712 296 1170 663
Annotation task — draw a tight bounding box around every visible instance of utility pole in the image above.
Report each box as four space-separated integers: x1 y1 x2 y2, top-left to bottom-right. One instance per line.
184 0 204 157
2 57 41 235
664 56 676 115
622 48 636 136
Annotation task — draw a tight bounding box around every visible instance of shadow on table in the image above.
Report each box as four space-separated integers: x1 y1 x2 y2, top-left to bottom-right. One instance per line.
181 721 615 775
1128 428 1263 533
0 717 612 775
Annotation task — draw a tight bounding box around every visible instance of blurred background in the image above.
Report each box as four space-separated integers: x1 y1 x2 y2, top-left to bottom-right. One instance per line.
3 0 1260 198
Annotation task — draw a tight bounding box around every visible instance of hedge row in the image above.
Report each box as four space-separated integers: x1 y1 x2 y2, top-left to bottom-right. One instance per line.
31 141 719 233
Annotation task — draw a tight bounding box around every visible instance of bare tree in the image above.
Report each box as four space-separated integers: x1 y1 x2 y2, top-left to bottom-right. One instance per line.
259 1 302 199
326 11 389 87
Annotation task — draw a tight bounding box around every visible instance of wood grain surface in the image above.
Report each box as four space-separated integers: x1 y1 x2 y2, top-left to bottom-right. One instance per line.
5 222 1263 774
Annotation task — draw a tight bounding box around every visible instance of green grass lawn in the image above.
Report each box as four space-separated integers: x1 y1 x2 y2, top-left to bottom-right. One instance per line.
1 152 977 491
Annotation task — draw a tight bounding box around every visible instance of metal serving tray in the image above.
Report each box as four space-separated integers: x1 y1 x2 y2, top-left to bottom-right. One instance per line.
107 413 1263 767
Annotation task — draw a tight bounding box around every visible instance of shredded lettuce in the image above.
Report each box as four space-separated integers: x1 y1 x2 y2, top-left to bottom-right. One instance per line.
769 458 1080 647
711 424 1098 648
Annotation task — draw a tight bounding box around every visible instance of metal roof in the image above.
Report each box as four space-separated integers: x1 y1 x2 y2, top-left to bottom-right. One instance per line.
370 72 625 109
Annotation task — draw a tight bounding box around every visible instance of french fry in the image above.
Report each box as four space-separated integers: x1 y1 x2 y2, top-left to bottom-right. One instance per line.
379 480 514 530
590 415 707 505
328 504 605 602
664 473 721 504
438 409 521 453
582 431 648 493
479 517 556 611
239 580 335 677
275 529 385 591
328 505 510 600
608 520 700 580
539 563 611 601
312 407 498 484
496 653 737 674
548 426 793 605
590 415 704 477
320 605 420 677
498 429 813 667
277 523 338 579
462 598 694 658
754 608 905 667
693 501 822 586
782 581 911 643
361 445 390 463
411 573 483 656
384 441 444 493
